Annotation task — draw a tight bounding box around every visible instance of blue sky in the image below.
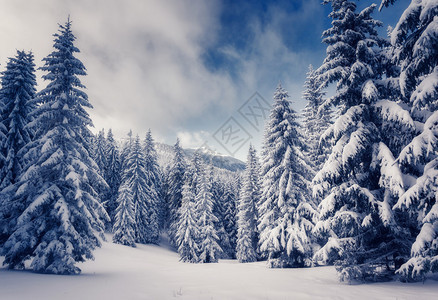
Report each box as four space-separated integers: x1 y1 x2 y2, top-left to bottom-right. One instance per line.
0 0 411 160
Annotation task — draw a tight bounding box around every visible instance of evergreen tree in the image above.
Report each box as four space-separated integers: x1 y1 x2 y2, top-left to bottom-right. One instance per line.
94 129 108 177
313 0 409 282
382 0 438 281
112 183 136 247
258 84 315 268
124 135 158 244
301 64 331 171
176 180 201 263
167 138 186 247
143 130 162 236
236 145 260 263
0 19 108 274
104 128 121 227
0 122 5 186
197 164 223 263
119 129 133 171
211 175 231 258
222 181 238 258
93 129 109 216
0 50 37 189
0 51 36 246
175 152 203 262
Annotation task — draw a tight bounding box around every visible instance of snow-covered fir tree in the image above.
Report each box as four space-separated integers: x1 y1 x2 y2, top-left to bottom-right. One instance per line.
0 19 108 274
112 183 136 247
381 0 438 281
143 130 162 235
0 50 36 189
211 174 231 258
167 138 186 247
176 180 201 263
222 180 238 258
92 129 109 215
197 164 223 263
104 128 121 227
0 50 36 246
313 0 409 282
258 84 315 268
124 135 158 244
0 122 5 188
94 129 108 177
120 129 134 170
301 64 331 171
236 145 260 263
175 151 203 262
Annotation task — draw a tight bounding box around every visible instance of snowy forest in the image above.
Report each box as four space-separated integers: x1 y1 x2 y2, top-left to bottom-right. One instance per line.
0 0 437 292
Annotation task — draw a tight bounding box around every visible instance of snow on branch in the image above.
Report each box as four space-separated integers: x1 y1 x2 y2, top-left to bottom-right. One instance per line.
374 100 415 129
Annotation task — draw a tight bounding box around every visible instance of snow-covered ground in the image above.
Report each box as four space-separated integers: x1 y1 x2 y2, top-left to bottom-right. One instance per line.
1 236 438 300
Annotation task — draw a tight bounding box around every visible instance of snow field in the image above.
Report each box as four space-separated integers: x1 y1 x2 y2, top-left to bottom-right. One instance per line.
1 236 438 300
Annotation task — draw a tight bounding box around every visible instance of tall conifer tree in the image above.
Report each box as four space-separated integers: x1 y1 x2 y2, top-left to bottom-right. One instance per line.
236 145 260 263
176 152 203 262
167 138 186 247
381 0 438 281
112 183 136 247
301 64 331 171
0 51 36 246
143 130 161 238
0 51 36 189
259 84 315 268
104 128 121 227
123 135 157 244
197 164 223 263
314 0 409 281
0 20 108 274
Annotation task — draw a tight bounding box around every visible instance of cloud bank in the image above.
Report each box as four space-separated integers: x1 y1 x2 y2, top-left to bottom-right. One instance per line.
0 0 329 159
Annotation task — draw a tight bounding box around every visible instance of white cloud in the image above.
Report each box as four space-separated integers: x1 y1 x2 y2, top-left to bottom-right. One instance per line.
0 0 237 141
0 0 326 161
176 130 209 149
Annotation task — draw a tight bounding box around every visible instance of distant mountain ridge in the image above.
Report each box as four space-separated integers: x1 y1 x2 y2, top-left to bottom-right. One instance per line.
155 142 245 172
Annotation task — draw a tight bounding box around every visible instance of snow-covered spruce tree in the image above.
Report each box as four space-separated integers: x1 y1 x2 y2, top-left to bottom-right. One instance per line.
0 51 36 246
94 129 107 177
92 129 109 217
0 20 109 274
301 64 332 172
0 51 36 189
258 84 316 268
120 129 133 169
0 119 6 183
211 175 231 258
313 0 410 282
394 111 438 281
0 122 7 246
197 164 223 263
104 128 121 227
175 151 203 262
380 0 438 281
143 130 162 237
167 138 186 247
112 183 136 247
176 180 201 263
222 180 238 259
124 135 158 244
236 145 261 263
